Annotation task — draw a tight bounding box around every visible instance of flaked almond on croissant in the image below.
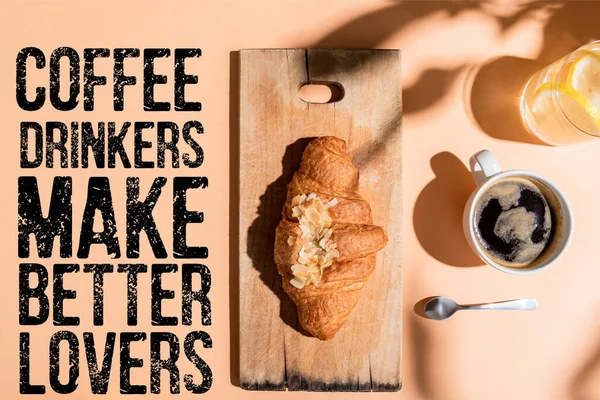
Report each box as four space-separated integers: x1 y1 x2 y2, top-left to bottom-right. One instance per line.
274 136 388 340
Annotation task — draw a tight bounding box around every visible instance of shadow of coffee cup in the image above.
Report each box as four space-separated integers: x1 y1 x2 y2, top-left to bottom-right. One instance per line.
462 150 573 275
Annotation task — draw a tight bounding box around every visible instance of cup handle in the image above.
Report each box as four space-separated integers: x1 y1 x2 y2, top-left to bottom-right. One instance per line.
470 150 502 185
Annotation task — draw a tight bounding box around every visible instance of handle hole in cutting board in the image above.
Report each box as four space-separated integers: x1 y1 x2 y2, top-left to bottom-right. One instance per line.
298 83 344 104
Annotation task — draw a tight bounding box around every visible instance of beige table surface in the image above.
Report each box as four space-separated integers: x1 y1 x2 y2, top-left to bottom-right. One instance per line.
1 1 599 399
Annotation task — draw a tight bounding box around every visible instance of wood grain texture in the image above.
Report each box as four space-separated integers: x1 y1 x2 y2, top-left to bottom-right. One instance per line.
238 49 402 392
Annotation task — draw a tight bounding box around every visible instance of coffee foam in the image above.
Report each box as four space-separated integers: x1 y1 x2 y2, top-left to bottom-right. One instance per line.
474 177 554 268
530 178 563 266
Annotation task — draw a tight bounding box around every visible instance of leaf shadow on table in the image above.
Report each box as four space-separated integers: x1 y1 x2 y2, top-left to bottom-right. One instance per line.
413 152 484 267
467 1 600 145
314 1 475 117
314 1 559 119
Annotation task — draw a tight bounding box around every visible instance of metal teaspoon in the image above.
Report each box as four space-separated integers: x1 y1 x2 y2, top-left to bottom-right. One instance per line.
424 296 538 320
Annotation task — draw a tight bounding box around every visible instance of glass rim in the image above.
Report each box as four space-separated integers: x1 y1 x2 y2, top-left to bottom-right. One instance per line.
551 39 600 138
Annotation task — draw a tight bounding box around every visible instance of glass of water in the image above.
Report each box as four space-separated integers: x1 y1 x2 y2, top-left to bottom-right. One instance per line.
520 41 600 146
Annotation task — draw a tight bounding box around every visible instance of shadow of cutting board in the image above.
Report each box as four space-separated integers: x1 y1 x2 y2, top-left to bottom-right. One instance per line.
238 49 402 391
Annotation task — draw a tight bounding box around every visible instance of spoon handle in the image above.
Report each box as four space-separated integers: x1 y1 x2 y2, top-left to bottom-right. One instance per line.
461 298 538 311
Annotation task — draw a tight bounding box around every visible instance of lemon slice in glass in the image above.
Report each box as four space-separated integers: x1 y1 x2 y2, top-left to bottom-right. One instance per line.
531 52 600 134
568 52 600 110
534 82 599 121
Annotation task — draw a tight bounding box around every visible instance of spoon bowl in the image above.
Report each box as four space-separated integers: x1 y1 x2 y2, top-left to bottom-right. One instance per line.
424 296 460 320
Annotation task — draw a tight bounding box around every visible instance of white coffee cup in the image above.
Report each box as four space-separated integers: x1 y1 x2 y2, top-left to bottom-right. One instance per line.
462 150 574 274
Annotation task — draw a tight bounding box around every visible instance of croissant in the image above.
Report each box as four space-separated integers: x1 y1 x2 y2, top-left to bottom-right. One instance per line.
274 136 388 340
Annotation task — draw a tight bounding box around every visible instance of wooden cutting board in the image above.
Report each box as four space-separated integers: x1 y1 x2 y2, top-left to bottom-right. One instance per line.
238 49 402 391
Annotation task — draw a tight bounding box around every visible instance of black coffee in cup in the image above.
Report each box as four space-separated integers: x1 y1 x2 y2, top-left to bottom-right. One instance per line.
474 177 554 267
